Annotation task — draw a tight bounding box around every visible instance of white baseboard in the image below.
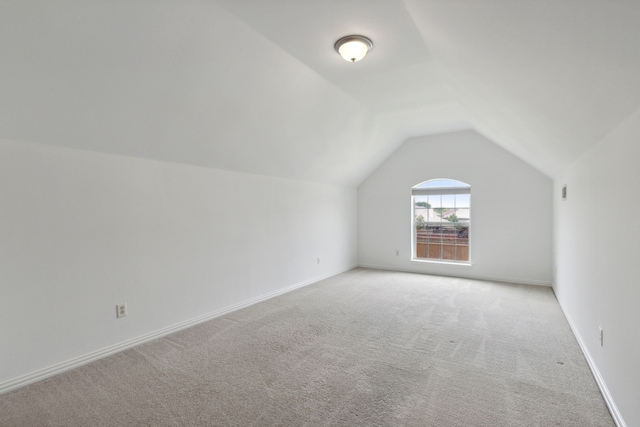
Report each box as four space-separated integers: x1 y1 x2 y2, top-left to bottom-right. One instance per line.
555 298 626 427
358 263 552 287
0 265 356 395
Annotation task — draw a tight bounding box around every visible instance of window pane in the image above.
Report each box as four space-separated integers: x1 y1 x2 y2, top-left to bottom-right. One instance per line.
456 208 470 221
414 179 470 189
428 194 442 209
422 179 446 188
423 208 436 223
413 179 470 262
414 196 429 227
414 195 429 208
455 194 470 208
414 203 428 230
441 194 456 208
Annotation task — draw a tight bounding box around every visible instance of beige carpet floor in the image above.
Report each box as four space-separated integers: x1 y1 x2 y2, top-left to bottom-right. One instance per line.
0 268 614 426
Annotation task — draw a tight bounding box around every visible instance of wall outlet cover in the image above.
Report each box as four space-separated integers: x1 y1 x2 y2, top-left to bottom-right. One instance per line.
116 303 127 318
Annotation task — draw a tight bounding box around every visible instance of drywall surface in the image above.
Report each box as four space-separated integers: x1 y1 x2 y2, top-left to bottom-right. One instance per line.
358 130 552 285
0 139 357 387
554 108 640 427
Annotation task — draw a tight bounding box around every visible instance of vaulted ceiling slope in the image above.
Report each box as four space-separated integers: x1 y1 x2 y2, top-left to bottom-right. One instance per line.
1 1 639 186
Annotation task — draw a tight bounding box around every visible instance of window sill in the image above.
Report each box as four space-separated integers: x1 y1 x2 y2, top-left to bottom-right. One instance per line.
410 259 473 267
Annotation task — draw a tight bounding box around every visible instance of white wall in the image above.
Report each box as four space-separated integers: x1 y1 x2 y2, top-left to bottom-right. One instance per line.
358 130 552 285
554 108 640 427
0 138 357 389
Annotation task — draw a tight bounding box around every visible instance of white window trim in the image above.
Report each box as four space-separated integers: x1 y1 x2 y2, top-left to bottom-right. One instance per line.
410 258 473 266
412 187 470 196
411 181 471 264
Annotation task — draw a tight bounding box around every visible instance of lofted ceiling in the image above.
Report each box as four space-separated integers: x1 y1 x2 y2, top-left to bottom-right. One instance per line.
1 0 639 186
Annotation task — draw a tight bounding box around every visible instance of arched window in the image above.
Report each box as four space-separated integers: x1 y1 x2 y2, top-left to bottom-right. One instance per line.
412 179 470 262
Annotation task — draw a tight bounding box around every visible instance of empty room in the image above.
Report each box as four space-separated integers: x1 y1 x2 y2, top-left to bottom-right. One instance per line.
1 1 638 426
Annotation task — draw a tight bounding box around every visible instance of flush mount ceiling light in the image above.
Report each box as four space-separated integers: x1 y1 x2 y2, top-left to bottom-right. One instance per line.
334 35 373 63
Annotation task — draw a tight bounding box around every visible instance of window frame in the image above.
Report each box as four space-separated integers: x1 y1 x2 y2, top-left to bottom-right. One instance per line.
411 179 472 265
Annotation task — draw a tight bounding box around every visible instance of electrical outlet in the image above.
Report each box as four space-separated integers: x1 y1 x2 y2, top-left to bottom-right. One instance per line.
116 303 127 318
316 257 321 264
599 327 603 347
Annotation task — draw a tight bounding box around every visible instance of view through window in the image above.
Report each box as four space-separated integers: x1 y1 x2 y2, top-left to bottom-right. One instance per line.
412 179 470 262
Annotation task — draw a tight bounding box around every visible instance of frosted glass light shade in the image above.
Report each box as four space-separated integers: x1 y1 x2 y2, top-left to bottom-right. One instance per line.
334 35 373 63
